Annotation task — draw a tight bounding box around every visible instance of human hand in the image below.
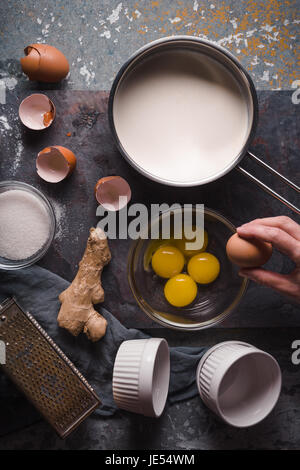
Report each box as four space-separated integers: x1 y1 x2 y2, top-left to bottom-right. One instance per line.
237 216 300 303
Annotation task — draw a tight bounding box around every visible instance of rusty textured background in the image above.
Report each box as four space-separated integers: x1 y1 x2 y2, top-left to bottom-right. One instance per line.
0 0 299 90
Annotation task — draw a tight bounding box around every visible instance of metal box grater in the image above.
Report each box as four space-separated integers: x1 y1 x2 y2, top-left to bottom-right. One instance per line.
0 297 101 438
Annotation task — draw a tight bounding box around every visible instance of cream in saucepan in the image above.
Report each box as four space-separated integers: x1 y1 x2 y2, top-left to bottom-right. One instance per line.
113 48 250 184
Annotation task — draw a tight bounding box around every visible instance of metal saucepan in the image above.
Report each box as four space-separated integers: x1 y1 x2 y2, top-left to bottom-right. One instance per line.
108 36 299 214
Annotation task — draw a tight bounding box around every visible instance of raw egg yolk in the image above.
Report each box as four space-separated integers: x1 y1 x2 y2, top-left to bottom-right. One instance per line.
164 274 197 307
187 252 220 284
152 245 185 279
175 229 208 258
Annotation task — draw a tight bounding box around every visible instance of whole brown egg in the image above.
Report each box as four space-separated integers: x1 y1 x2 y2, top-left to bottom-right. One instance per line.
20 44 69 82
226 233 272 268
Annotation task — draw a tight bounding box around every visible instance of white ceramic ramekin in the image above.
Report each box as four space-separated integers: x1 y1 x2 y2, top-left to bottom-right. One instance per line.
196 341 282 428
113 338 170 417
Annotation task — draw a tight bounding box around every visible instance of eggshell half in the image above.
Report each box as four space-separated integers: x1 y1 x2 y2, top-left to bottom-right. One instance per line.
226 233 272 268
21 44 69 82
37 146 76 183
95 176 132 211
19 93 56 130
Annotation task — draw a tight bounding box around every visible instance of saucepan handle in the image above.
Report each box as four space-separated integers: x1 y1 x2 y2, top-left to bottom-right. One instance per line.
237 151 300 216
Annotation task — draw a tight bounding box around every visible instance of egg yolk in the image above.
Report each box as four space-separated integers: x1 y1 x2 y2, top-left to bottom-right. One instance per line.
164 274 198 307
175 229 208 258
187 252 220 284
151 245 185 279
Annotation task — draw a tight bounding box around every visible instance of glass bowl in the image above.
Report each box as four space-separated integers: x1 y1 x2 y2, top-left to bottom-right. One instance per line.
0 181 56 270
128 207 248 331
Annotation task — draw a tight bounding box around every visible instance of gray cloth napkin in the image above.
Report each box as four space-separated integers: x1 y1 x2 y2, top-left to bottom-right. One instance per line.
0 266 207 435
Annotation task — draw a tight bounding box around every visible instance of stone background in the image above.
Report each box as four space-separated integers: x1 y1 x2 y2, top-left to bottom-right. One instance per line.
1 0 299 90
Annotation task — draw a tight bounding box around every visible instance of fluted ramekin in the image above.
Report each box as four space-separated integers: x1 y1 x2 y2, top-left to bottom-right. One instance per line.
113 338 170 417
197 341 281 427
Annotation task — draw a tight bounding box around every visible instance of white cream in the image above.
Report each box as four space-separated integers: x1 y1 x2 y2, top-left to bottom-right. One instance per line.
113 48 250 184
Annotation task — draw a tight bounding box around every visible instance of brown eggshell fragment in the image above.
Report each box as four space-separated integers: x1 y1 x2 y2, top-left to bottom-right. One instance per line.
21 44 69 82
226 233 272 268
95 176 132 211
19 93 56 130
20 47 40 77
37 146 76 183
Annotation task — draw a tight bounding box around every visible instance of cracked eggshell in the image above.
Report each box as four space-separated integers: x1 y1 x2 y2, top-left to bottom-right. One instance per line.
95 176 132 211
37 146 76 183
20 44 69 82
19 93 56 130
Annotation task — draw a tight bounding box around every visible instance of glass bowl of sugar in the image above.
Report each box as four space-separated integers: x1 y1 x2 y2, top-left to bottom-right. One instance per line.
0 181 56 270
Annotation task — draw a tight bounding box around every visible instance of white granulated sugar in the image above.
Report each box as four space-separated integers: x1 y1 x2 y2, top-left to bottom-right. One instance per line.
11 140 24 172
0 190 50 260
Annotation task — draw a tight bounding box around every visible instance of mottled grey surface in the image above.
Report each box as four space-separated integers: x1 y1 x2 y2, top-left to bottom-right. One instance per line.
0 93 299 451
0 88 299 328
1 328 300 450
0 0 299 451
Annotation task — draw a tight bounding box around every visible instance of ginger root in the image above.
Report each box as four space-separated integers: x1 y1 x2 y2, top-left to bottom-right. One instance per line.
58 227 111 341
